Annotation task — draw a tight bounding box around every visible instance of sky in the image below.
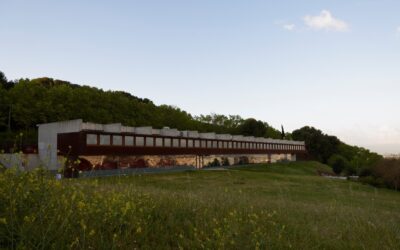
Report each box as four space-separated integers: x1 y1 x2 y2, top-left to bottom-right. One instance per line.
1 0 400 154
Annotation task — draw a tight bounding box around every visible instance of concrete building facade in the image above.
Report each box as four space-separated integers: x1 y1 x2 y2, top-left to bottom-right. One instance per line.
37 119 307 171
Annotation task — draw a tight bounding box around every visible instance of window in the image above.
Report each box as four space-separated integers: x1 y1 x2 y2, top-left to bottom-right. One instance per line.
212 141 218 148
207 141 212 148
113 135 122 146
228 142 232 148
200 140 206 148
100 135 110 145
86 134 97 145
194 140 200 148
125 136 134 146
156 138 163 147
146 137 154 147
180 139 187 148
173 139 179 147
188 139 194 148
164 138 171 147
136 136 145 146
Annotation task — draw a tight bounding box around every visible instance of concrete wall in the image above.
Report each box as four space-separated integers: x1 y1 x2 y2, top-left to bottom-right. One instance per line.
103 123 122 133
38 119 83 170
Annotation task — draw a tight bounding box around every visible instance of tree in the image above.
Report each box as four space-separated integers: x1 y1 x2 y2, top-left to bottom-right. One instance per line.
281 125 285 139
292 126 340 163
238 118 267 137
0 71 13 89
328 154 349 175
0 71 7 87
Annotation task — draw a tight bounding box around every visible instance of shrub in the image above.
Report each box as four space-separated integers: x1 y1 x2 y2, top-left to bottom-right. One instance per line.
221 157 230 166
206 158 221 167
372 159 400 190
327 154 349 175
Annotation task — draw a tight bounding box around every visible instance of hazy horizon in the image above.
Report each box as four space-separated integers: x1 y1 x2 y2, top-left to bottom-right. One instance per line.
1 0 399 154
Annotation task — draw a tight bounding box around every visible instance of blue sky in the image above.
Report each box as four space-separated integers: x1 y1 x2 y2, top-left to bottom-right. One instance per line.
1 0 400 154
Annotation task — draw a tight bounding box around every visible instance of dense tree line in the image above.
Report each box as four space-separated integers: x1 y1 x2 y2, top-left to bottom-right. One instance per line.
292 126 382 175
0 71 282 146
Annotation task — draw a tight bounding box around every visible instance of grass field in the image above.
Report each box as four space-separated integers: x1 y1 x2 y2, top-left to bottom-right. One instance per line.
1 161 400 249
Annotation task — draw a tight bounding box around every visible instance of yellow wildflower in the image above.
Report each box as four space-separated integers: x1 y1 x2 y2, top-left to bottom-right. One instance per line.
0 218 6 224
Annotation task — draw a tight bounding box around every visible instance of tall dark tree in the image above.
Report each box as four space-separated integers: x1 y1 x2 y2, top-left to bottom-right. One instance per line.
0 71 13 89
292 126 340 163
238 118 267 137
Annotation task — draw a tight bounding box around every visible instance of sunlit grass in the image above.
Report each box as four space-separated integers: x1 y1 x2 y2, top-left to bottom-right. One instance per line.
1 161 400 249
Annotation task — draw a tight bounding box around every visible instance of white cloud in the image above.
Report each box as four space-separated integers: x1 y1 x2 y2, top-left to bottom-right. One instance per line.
304 10 349 32
283 24 295 31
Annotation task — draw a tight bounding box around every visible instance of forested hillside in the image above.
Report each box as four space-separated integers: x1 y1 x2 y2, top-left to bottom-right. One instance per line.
0 71 282 144
0 71 382 176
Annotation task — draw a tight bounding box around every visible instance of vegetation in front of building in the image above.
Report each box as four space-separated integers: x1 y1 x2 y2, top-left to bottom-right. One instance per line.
1 161 400 249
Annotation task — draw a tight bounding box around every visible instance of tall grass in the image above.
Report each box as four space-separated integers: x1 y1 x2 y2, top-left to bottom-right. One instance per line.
1 162 400 249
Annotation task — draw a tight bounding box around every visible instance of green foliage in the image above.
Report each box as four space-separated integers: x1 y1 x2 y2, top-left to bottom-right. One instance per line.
292 126 340 163
238 118 267 137
207 158 221 167
292 126 382 175
0 71 284 147
1 162 400 249
327 154 349 175
369 159 400 190
0 71 14 89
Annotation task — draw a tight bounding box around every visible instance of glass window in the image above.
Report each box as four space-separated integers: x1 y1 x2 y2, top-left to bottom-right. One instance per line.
156 138 163 147
113 135 122 146
194 140 200 148
146 137 154 147
164 138 171 147
228 142 232 148
173 139 179 147
212 141 218 148
200 140 206 148
100 135 110 145
207 141 212 148
188 139 194 148
136 136 144 146
125 136 134 146
180 139 187 148
86 134 97 145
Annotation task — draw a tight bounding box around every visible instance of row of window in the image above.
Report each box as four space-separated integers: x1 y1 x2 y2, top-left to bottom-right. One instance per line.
86 134 305 151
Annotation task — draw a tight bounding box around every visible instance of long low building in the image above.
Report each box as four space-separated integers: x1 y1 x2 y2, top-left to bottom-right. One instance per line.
38 119 307 171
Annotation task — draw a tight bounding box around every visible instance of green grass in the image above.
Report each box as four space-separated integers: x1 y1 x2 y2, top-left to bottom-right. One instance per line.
1 161 400 249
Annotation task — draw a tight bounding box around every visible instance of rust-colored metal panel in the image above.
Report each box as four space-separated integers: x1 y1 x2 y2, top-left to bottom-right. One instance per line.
57 131 307 156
